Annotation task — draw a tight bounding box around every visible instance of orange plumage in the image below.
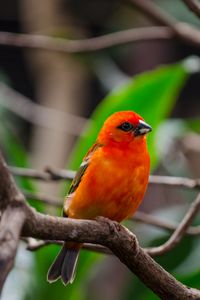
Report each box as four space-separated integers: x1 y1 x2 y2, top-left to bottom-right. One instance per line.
48 111 151 285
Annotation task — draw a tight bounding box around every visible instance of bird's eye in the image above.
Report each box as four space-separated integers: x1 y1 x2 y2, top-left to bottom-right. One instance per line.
118 122 134 132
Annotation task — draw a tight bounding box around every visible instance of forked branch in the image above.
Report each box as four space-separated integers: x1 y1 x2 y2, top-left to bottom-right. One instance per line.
0 151 199 299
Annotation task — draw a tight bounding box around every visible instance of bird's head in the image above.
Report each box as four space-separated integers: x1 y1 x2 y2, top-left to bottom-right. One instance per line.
98 111 152 146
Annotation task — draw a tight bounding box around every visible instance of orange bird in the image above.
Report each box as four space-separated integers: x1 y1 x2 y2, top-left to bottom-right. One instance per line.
47 111 151 285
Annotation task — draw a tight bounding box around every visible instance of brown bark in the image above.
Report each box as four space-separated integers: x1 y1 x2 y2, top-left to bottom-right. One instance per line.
0 153 200 298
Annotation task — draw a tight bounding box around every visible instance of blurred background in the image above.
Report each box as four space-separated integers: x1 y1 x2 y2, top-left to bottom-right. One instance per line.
0 0 200 299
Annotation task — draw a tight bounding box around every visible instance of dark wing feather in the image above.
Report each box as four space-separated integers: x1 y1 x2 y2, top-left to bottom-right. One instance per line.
68 142 102 194
63 142 102 216
68 159 89 195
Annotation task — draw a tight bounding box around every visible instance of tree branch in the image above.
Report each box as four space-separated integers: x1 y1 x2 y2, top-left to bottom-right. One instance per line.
149 174 200 189
9 166 75 181
0 153 200 298
9 165 200 190
134 211 200 235
22 191 200 258
0 205 26 290
0 1 198 59
22 207 200 299
0 20 199 56
182 0 200 18
147 192 200 256
24 188 200 256
22 189 200 237
0 82 88 137
23 189 62 207
127 0 177 27
24 238 111 255
128 0 200 46
0 27 173 54
0 154 27 292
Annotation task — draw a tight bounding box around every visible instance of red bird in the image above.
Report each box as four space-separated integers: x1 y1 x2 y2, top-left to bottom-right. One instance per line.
48 111 151 285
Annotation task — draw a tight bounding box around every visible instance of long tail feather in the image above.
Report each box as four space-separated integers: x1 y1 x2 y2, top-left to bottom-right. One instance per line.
47 242 81 285
61 247 80 285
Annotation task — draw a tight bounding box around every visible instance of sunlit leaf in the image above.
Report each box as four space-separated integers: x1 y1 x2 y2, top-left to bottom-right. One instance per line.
70 59 192 170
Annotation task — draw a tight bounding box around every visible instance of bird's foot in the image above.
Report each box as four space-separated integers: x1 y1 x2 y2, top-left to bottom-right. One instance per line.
95 216 121 236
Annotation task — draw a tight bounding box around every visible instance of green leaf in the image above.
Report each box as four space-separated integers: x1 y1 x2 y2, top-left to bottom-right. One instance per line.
184 118 200 134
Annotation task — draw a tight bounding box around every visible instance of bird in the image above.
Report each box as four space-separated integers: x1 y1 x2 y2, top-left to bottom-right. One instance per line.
47 110 151 285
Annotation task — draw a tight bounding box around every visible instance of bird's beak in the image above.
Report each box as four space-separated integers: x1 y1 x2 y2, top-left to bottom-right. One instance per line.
134 120 152 136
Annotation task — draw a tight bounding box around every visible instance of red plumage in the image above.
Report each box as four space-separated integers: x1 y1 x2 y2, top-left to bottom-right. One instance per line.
48 110 151 285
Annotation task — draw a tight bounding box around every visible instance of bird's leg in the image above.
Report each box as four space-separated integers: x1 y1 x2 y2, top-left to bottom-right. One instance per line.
95 216 122 236
95 216 140 256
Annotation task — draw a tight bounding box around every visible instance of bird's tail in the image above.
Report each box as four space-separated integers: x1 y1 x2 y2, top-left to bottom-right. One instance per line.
47 242 81 285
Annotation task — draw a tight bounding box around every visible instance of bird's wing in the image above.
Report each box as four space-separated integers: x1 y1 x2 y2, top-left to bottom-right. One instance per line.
63 142 102 216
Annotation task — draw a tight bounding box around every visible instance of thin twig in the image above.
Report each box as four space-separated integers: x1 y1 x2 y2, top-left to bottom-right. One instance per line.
24 238 111 254
127 0 177 28
147 193 200 256
182 0 200 18
24 238 62 250
133 211 200 235
0 27 173 54
23 190 62 207
149 175 200 189
0 2 199 53
0 82 88 136
128 0 200 46
9 166 75 181
9 165 200 190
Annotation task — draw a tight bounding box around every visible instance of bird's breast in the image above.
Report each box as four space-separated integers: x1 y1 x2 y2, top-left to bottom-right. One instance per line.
67 145 150 222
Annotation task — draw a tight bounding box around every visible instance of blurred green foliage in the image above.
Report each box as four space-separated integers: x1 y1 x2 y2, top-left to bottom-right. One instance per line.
185 118 200 133
1 58 200 300
70 60 189 169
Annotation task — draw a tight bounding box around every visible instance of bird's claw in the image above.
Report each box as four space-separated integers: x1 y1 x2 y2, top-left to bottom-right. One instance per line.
95 216 121 235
